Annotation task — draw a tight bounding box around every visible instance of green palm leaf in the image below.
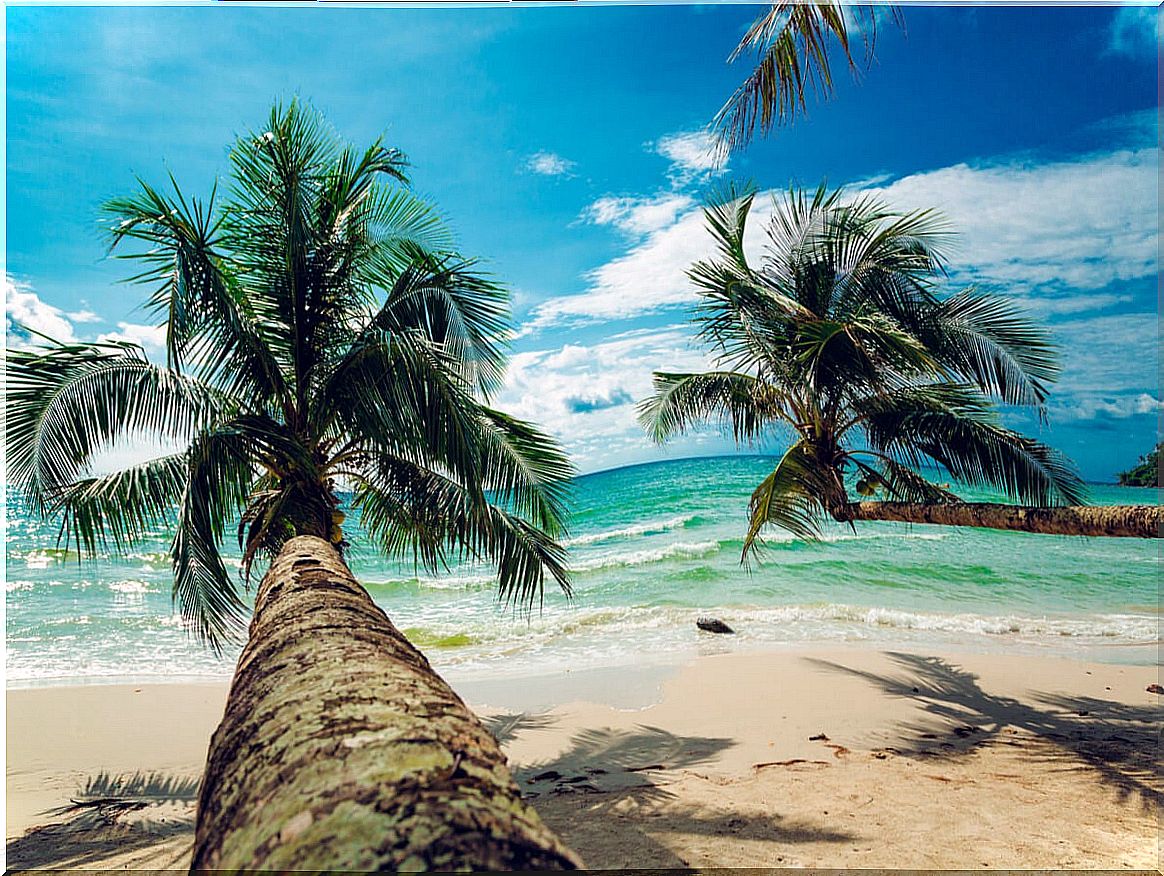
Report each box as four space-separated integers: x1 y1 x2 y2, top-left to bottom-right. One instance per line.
7 100 574 649
642 181 1085 544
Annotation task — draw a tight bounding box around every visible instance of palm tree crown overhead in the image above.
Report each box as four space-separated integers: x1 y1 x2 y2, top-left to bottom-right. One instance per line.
715 3 903 152
7 101 573 651
639 183 1085 551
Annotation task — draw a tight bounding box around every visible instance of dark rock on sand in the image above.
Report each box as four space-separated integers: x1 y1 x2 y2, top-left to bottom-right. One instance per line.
696 617 734 634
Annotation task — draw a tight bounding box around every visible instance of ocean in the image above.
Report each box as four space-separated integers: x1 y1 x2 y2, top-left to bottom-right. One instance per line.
5 455 1160 687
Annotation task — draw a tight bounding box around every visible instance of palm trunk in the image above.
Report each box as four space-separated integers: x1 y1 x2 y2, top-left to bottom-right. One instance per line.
843 502 1161 538
191 535 581 872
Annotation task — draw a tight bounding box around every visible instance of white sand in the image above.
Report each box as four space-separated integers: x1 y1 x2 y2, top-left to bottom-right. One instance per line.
6 646 1161 870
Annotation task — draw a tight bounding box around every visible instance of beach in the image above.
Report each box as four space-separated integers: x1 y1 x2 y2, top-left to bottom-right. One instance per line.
7 459 1161 868
7 646 1160 870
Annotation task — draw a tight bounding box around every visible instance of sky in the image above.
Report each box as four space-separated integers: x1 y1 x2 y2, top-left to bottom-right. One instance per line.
4 3 1159 481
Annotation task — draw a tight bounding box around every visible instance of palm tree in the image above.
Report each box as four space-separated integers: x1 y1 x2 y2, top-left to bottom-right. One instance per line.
714 3 903 152
639 184 1161 542
6 102 581 870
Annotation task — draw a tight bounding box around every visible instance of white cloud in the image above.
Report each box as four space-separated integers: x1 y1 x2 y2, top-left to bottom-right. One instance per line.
4 274 79 348
498 326 723 471
1021 293 1133 318
526 151 575 177
97 322 167 355
654 130 727 185
523 145 1158 333
863 147 1158 297
582 193 695 236
1108 5 1158 56
87 431 189 476
1050 393 1160 423
66 308 102 324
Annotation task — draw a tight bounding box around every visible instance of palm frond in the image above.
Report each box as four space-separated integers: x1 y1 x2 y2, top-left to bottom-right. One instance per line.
103 177 286 406
473 407 574 536
858 383 1085 506
923 289 1058 414
849 453 958 504
745 440 844 549
352 456 570 607
358 246 511 397
5 340 225 511
714 4 901 151
638 371 791 444
171 429 255 653
48 454 188 555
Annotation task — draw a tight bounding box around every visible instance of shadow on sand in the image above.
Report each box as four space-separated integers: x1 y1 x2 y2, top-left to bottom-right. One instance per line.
485 714 856 867
6 771 198 871
806 652 1162 810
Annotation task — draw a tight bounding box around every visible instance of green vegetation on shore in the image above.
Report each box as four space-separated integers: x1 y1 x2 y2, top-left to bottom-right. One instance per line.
1117 443 1160 487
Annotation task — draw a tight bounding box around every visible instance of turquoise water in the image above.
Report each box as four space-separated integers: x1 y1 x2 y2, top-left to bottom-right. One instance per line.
5 455 1160 686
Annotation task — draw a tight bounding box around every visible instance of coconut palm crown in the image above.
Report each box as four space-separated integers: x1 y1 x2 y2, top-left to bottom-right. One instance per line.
639 183 1085 552
6 102 573 651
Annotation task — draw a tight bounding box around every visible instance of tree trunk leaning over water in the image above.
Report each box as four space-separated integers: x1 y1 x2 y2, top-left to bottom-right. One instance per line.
842 502 1161 538
191 535 581 872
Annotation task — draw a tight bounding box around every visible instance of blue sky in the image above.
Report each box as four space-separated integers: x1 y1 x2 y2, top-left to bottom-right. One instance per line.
5 3 1159 480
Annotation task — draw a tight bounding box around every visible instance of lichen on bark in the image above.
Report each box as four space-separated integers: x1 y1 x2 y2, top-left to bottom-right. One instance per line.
192 535 581 872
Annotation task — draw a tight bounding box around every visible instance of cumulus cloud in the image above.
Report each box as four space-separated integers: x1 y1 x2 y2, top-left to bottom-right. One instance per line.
97 322 167 355
526 151 576 177
497 326 723 471
863 148 1158 296
5 274 80 348
1050 392 1160 423
582 193 695 236
523 144 1158 332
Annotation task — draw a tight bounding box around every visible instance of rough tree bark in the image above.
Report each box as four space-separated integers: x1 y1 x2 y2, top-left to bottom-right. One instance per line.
191 535 581 872
843 502 1161 538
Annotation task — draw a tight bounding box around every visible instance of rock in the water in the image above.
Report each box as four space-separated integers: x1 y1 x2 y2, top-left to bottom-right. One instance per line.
696 617 734 634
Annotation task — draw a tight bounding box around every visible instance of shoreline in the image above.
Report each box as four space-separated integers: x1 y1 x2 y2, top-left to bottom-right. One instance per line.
6 630 1159 697
7 643 1161 869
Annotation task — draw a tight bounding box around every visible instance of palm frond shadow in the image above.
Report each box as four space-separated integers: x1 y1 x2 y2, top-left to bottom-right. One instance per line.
805 652 1162 810
484 710 559 746
512 723 732 805
509 724 856 866
7 771 199 871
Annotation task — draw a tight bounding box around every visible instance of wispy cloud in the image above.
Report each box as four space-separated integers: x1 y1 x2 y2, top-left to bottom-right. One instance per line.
1108 5 1158 57
1050 392 1160 423
863 147 1158 296
67 307 102 324
582 192 695 236
523 143 1158 333
654 130 727 186
1044 311 1159 424
526 151 576 177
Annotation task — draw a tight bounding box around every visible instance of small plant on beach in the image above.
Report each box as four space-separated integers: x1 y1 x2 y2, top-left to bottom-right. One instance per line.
639 183 1161 541
5 101 580 870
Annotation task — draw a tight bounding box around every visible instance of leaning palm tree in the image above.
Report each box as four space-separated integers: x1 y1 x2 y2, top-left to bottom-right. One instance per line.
6 102 580 870
639 184 1160 542
714 3 903 152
